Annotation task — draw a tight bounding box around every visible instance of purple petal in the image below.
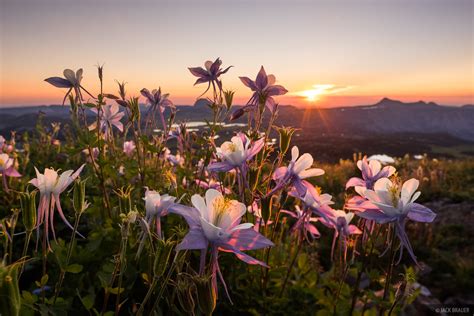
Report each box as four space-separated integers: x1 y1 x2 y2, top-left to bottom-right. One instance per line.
345 177 366 189
407 203 436 223
246 138 265 160
220 246 269 267
4 167 21 177
226 228 274 251
176 228 208 251
168 204 201 227
255 66 268 90
207 162 234 172
44 77 73 88
239 77 257 91
266 85 288 96
188 67 208 78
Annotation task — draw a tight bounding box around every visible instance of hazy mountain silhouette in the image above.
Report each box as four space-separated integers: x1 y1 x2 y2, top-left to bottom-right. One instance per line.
1 98 473 161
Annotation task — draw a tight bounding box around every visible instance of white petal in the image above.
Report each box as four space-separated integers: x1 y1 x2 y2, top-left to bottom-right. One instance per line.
293 153 313 174
401 178 419 206
291 146 299 162
299 168 324 179
369 160 381 175
191 194 208 219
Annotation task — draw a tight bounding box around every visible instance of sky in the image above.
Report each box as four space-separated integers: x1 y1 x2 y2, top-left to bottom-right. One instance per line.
0 0 473 108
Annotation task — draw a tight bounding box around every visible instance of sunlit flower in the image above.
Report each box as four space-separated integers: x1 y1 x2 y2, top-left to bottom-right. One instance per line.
281 205 320 240
300 183 334 220
247 201 273 232
196 179 231 195
140 87 174 133
231 66 287 119
0 153 21 191
89 104 124 139
271 146 324 196
170 189 273 301
208 133 264 172
29 165 85 250
346 157 396 190
44 68 95 105
188 58 232 97
319 208 362 260
143 188 176 238
123 141 136 157
352 178 436 264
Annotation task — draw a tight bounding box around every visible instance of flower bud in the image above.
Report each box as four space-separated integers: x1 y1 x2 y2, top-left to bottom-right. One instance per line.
153 239 174 278
276 126 296 155
224 90 235 111
229 108 245 121
19 191 37 232
0 261 21 316
260 196 272 224
193 274 216 316
73 179 87 215
176 278 196 314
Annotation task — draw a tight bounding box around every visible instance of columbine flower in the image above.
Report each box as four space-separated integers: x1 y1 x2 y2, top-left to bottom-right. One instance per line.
170 189 273 300
207 133 264 173
319 208 362 260
300 183 334 220
352 178 436 264
232 66 287 120
247 201 273 232
0 153 21 191
44 68 94 105
123 141 136 157
89 104 124 139
346 157 396 190
271 146 324 196
143 188 176 238
140 87 174 133
281 205 320 241
188 58 232 97
196 179 231 195
29 165 85 250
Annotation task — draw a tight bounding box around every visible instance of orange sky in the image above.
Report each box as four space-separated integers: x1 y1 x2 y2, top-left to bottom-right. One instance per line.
0 0 473 108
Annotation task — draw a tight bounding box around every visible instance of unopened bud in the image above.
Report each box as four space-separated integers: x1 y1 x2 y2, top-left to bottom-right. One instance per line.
73 179 87 214
19 191 37 232
0 261 21 316
193 274 216 316
276 126 296 155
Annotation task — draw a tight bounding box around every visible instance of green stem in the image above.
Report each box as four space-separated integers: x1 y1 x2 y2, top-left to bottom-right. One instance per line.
53 213 82 303
279 235 303 297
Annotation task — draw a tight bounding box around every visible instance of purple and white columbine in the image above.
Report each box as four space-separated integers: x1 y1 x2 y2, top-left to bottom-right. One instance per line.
346 157 396 190
89 104 124 139
207 133 264 173
271 146 325 196
232 66 288 120
188 58 232 97
170 189 273 300
351 178 436 264
0 153 21 191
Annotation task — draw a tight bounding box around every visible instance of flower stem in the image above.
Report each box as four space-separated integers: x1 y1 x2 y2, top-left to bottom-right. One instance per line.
52 213 82 303
279 235 303 297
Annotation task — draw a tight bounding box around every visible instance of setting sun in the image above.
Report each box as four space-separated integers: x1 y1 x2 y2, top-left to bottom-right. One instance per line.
296 84 353 103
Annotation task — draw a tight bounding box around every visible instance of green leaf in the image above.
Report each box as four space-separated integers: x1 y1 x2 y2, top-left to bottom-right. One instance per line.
40 274 49 286
81 294 95 310
21 291 37 304
65 264 83 274
108 287 124 295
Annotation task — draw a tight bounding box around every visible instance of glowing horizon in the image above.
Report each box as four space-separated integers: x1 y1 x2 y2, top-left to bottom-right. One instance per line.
0 0 472 108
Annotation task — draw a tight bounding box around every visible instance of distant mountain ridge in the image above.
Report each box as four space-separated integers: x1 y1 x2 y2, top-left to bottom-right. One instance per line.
1 98 473 142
